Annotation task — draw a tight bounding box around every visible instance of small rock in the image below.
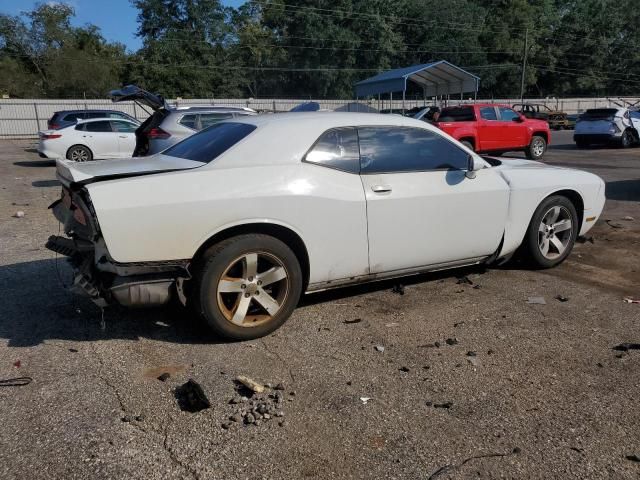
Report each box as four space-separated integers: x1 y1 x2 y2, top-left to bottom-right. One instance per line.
425 401 433 407
346 381 352 386
466 351 476 357
263 413 271 420
433 402 453 409
434 341 441 348
221 422 231 430
527 296 546 305
230 413 243 423
467 357 479 367
513 447 522 454
135 414 145 422
374 345 385 353
254 420 261 426
360 397 372 405
445 338 458 346
278 421 285 427
456 276 473 285
276 411 284 417
12 211 25 218
622 216 635 221
274 383 285 390
344 318 362 324
399 366 410 373
121 415 133 423
265 383 273 389
289 391 296 397
454 321 465 328
597 362 604 368
68 348 78 353
257 404 268 414
487 349 494 355
245 413 256 424
554 295 569 302
157 372 170 382
392 284 405 295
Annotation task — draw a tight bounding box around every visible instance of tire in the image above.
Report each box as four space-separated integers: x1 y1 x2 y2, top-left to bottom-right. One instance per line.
193 234 303 340
460 140 474 151
525 135 547 160
66 144 93 162
620 129 633 148
522 195 578 269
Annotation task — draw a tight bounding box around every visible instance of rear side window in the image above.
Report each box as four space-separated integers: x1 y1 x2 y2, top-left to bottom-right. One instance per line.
163 122 256 163
359 127 469 173
199 113 233 129
108 112 128 120
63 113 84 122
84 121 113 132
178 114 198 130
480 107 498 120
303 128 360 173
439 107 475 122
111 121 137 132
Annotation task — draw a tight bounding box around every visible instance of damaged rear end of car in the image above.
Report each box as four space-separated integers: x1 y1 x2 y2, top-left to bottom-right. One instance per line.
46 159 192 309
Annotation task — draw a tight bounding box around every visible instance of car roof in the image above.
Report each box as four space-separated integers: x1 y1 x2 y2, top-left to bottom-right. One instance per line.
54 109 129 114
443 103 510 109
168 106 257 113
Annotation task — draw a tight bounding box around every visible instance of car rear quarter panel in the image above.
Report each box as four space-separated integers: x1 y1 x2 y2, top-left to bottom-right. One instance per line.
85 162 370 286
497 166 605 257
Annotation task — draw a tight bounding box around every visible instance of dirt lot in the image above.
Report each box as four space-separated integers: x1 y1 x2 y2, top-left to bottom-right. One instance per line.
1 132 639 479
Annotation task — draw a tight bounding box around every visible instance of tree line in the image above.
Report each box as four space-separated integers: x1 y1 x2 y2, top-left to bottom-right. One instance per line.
1 0 639 99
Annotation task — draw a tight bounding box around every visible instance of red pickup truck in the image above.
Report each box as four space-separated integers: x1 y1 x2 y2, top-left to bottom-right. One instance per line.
435 104 551 160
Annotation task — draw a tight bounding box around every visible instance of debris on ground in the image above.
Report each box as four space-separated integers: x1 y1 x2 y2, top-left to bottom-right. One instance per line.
157 372 170 382
622 216 635 221
13 360 20 368
456 276 473 286
175 379 211 413
606 220 623 229
623 298 640 304
527 296 547 305
466 351 476 357
11 202 29 206
433 402 453 409
374 345 385 353
445 338 458 346
385 322 399 328
427 448 519 480
612 343 640 352
68 348 78 353
467 357 479 367
360 397 372 405
344 318 362 324
391 284 405 295
222 379 290 429
0 377 32 387
399 366 410 373
454 321 465 328
12 211 25 218
626 454 640 462
555 295 569 302
235 375 265 393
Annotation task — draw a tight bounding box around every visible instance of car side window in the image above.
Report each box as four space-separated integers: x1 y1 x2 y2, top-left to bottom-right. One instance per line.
358 127 469 173
63 113 83 122
480 107 498 121
178 114 198 130
111 121 137 133
84 121 113 132
199 113 233 129
303 127 360 173
630 111 640 120
108 112 127 120
499 107 520 121
74 123 86 131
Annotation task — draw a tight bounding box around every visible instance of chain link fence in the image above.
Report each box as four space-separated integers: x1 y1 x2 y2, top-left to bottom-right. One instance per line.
2 96 639 138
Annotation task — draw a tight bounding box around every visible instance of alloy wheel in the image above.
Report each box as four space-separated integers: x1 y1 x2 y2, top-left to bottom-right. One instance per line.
216 252 289 327
538 206 573 260
532 138 545 158
70 148 89 162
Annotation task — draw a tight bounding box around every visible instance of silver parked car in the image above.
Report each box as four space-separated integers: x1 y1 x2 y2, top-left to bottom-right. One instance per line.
574 107 640 148
109 85 257 156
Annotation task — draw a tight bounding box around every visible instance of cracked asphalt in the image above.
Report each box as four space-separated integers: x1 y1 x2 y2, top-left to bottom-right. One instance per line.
1 131 639 479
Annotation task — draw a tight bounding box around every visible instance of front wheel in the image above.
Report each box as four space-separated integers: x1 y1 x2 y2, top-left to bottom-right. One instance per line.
193 234 303 340
525 135 547 160
620 129 634 148
522 195 578 268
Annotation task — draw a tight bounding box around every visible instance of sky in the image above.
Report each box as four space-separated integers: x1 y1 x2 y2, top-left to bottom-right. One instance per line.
0 0 245 52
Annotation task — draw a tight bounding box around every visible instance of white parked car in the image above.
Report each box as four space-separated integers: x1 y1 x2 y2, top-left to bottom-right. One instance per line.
574 107 640 148
47 113 605 340
38 118 141 161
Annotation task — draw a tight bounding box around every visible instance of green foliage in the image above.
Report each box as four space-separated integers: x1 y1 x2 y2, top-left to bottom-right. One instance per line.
2 0 640 98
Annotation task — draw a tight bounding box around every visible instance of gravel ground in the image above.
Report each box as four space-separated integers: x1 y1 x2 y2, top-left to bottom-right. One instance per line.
0 132 639 479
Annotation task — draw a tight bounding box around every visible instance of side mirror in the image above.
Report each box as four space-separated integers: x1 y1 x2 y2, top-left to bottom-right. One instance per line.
513 115 525 123
465 155 482 179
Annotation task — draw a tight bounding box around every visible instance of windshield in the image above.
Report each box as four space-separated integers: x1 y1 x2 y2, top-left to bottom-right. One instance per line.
582 108 618 119
163 122 257 163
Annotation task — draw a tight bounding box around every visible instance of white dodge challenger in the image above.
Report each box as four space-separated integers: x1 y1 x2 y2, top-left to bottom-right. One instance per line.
47 112 605 339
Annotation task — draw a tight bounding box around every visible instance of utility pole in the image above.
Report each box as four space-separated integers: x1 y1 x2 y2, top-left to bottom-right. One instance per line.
520 28 529 102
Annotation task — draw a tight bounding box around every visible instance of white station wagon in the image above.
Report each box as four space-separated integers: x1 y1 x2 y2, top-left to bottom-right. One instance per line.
47 113 605 339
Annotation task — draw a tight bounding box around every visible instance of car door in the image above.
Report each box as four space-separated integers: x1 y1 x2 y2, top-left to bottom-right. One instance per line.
629 110 640 131
477 106 501 151
359 126 510 274
498 107 528 148
111 120 138 157
82 120 119 158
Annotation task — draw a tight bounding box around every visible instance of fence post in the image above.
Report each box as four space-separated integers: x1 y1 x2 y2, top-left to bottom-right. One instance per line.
33 102 40 133
133 102 138 120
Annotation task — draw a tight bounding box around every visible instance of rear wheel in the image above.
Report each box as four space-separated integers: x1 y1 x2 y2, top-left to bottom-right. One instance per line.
193 234 303 340
522 195 578 268
525 135 547 160
66 145 93 162
460 140 474 151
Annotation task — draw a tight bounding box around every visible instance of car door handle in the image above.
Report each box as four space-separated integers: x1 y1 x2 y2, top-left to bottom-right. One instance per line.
371 185 392 193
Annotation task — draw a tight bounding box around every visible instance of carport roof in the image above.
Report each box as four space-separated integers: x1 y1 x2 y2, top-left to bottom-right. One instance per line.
354 60 480 98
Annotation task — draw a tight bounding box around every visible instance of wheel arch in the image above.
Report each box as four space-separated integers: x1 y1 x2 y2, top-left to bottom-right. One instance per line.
66 143 93 160
531 131 549 143
191 222 311 290
545 189 585 226
458 136 476 149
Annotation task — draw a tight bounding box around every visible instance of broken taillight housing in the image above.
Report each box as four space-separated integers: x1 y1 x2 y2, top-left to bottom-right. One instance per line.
147 127 171 139
61 187 87 226
41 133 62 139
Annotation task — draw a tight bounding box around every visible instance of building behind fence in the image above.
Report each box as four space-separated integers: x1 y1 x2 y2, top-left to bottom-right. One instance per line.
1 97 639 138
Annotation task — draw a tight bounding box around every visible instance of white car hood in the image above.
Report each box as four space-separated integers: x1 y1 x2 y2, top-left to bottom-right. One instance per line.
56 154 203 186
492 157 561 170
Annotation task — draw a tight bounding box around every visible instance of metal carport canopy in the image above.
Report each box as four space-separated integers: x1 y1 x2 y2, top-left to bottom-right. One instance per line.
354 60 480 98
